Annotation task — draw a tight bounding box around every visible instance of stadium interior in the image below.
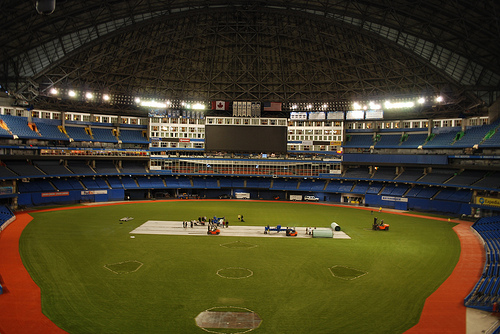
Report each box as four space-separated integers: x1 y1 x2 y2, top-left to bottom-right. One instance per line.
1 0 500 332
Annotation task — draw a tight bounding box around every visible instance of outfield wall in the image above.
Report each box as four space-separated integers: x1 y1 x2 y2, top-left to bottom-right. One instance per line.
364 194 471 215
17 189 125 207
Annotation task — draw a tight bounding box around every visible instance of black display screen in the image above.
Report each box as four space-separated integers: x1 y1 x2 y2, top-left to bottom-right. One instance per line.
205 125 287 153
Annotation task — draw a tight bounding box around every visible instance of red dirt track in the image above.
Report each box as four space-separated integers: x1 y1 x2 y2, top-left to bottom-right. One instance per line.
0 202 485 334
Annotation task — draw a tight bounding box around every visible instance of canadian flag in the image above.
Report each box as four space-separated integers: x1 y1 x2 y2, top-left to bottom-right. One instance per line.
212 101 230 110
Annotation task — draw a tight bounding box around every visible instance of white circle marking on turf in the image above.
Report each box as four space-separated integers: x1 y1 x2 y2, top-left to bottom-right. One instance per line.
216 267 254 279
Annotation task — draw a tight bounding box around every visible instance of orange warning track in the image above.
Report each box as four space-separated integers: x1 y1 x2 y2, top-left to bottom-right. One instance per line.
0 202 486 333
0 213 67 334
405 220 485 333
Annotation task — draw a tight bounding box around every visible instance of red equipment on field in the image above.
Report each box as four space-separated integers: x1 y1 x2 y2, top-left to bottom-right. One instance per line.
372 218 389 231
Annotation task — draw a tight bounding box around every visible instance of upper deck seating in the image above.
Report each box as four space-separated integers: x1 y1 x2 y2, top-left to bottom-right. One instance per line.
65 126 92 141
423 129 460 148
33 119 68 141
343 134 374 148
119 129 149 144
399 133 428 148
0 115 39 139
92 128 118 143
375 134 401 148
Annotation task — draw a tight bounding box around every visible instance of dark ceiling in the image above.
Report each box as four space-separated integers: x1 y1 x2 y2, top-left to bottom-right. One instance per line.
1 0 499 117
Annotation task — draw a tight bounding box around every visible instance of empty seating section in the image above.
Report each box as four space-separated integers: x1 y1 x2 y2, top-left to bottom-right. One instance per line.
271 179 298 190
418 169 456 185
119 129 149 143
92 128 118 143
0 115 39 139
81 178 109 190
474 172 500 189
298 179 325 191
121 162 147 174
0 164 18 178
375 134 401 148
33 160 72 176
396 168 424 182
372 167 396 181
163 177 192 188
67 161 95 175
246 178 272 189
423 130 459 148
0 124 12 137
107 177 124 188
51 178 84 191
465 216 500 312
219 178 244 188
454 123 498 148
399 133 428 148
94 161 119 175
65 126 92 141
148 177 167 188
343 134 373 148
351 181 370 194
192 178 219 189
5 160 45 177
34 119 68 141
17 179 54 192
0 205 14 228
366 182 383 194
121 177 139 189
343 167 370 179
434 189 471 202
446 170 487 187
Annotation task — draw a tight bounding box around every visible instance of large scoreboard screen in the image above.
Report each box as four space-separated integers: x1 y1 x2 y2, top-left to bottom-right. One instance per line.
205 125 287 153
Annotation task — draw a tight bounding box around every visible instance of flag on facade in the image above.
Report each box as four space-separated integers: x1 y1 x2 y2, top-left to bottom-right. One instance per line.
211 101 230 110
263 102 282 111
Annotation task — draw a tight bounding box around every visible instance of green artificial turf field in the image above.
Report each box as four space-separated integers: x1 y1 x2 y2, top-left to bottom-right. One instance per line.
19 200 460 333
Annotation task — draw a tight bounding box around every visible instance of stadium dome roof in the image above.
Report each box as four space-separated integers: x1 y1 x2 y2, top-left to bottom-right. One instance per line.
1 1 499 117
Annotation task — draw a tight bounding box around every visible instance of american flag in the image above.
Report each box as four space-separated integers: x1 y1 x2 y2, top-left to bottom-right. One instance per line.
263 102 282 111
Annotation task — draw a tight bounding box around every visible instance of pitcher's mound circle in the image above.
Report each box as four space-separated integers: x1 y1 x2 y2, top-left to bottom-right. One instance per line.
195 306 262 333
216 267 253 279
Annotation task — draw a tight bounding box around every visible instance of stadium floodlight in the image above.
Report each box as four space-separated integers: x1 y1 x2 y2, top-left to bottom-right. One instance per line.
85 92 93 100
134 97 141 104
140 100 167 108
291 104 298 110
436 96 443 102
192 103 205 110
384 100 415 109
369 101 381 109
322 104 328 109
49 88 58 95
103 94 110 101
68 90 76 97
353 102 362 110
418 97 426 104
307 104 313 109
